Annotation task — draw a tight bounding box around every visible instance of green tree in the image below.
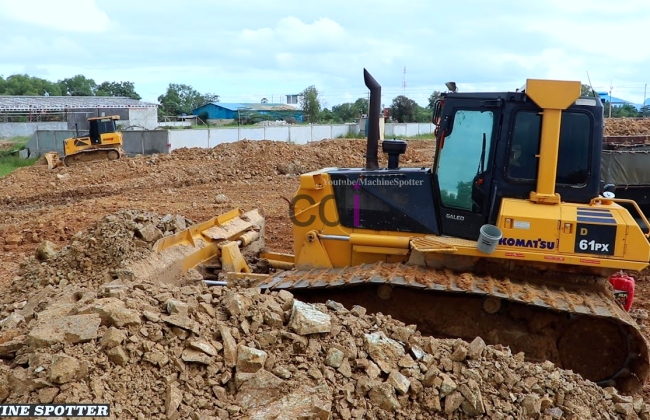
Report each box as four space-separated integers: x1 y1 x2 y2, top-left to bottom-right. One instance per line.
157 83 219 116
390 95 418 123
319 108 337 123
330 98 368 123
427 91 442 110
0 74 63 95
640 105 650 117
299 85 321 123
604 102 640 118
58 75 97 96
96 81 141 99
580 84 596 97
414 105 432 122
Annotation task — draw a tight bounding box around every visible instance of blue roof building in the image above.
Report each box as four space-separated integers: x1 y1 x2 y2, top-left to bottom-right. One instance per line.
192 102 303 122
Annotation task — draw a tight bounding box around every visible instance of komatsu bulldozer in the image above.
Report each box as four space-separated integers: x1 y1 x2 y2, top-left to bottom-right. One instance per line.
132 70 650 393
44 115 125 168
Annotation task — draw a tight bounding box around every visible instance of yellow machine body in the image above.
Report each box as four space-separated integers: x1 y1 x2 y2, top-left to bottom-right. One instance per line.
61 115 125 166
289 171 650 275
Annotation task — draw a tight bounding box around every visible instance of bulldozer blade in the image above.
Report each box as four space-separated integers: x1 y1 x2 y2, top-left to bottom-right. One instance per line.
43 152 61 170
126 208 264 284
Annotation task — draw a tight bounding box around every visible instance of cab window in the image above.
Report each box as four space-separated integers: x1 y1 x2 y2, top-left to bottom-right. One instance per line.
436 110 494 211
507 111 591 185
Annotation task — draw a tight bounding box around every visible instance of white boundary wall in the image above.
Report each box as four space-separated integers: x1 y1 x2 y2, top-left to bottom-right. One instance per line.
167 122 434 151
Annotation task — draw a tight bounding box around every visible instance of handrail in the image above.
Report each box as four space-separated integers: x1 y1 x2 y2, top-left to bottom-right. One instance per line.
590 197 650 238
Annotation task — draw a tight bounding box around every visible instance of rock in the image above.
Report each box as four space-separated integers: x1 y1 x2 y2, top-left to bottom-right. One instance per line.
521 394 541 417
100 327 126 349
363 331 405 374
28 314 101 347
337 359 352 378
106 346 129 366
450 343 468 362
162 314 200 334
368 382 400 412
77 298 141 327
199 302 216 318
36 241 58 261
219 325 238 367
182 349 211 365
288 300 331 335
49 354 86 384
143 310 161 322
392 325 416 342
5 233 22 246
137 224 163 242
615 403 635 416
224 292 253 317
166 383 183 417
325 347 345 369
459 381 485 416
189 339 218 357
247 384 331 420
236 345 268 373
0 370 11 403
444 391 465 415
544 407 564 419
143 351 169 367
236 370 284 410
165 299 189 316
467 336 486 360
38 387 59 404
387 371 410 395
440 373 457 397
0 335 25 358
164 214 187 231
215 193 229 204
0 313 25 329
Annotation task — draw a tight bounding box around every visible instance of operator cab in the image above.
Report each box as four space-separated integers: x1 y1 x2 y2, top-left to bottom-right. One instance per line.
326 72 604 243
432 90 603 240
87 116 119 144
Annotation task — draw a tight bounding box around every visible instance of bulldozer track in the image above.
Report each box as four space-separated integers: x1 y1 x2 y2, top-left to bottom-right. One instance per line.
257 261 649 393
64 148 122 166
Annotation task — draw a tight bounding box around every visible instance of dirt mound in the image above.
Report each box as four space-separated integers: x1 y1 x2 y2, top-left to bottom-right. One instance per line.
0 210 646 419
605 119 650 136
12 210 193 297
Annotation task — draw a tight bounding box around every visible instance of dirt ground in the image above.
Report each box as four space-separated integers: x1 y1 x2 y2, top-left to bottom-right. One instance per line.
2 119 650 411
0 139 435 287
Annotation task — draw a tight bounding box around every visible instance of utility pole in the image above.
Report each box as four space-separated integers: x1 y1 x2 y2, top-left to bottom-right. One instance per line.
608 83 613 118
644 84 647 117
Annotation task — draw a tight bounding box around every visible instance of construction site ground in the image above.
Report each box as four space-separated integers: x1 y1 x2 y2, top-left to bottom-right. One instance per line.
1 117 650 418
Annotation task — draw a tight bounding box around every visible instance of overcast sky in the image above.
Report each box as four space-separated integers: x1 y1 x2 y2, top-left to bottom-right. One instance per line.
0 0 648 107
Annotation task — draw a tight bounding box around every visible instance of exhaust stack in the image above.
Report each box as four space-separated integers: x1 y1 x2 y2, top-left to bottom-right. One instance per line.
363 69 380 170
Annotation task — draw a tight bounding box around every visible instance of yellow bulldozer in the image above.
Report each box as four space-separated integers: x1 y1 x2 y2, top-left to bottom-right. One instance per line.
130 69 650 393
44 115 125 168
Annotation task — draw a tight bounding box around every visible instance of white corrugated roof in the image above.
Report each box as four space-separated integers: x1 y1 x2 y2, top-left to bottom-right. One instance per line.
0 96 158 110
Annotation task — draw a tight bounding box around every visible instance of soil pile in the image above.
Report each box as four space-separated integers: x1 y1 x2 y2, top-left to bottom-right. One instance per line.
605 119 650 137
0 210 646 419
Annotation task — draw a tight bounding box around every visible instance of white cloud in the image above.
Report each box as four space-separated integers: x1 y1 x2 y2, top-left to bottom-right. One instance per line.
0 1 648 105
0 0 110 32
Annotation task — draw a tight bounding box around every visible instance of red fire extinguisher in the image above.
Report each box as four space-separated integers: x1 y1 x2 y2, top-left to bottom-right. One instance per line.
609 272 635 312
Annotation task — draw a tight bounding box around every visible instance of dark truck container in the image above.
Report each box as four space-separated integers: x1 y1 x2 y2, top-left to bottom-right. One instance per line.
601 135 650 232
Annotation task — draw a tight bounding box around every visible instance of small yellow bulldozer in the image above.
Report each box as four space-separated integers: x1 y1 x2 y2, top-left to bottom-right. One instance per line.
44 115 125 169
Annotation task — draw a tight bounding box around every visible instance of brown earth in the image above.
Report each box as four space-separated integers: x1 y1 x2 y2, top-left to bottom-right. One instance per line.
0 121 649 418
604 118 650 136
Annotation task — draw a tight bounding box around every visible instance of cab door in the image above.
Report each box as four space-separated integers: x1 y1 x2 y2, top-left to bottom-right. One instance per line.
433 102 501 240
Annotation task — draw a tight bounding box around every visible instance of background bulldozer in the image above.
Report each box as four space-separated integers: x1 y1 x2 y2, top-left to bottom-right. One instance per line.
133 70 650 394
44 115 125 168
